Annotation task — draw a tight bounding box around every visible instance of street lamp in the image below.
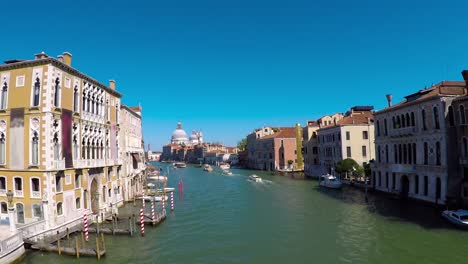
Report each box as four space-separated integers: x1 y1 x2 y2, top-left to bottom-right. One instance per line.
6 190 16 232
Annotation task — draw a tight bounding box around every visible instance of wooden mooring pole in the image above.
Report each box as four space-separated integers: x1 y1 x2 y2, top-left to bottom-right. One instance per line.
129 216 133 236
75 236 80 259
67 228 70 248
95 237 101 261
101 233 106 252
57 231 61 256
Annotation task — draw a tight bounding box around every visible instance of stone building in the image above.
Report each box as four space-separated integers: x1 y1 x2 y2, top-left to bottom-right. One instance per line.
372 81 467 205
0 52 124 242
317 106 375 175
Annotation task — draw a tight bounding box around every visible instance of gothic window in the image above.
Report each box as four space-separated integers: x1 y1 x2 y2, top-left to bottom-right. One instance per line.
401 114 405 128
436 141 441 165
411 112 415 127
405 113 410 127
384 119 388 136
0 132 5 165
448 106 455 126
73 135 79 160
433 107 440 129
54 78 60 108
32 131 39 165
53 132 60 160
57 202 63 215
73 85 79 112
413 143 417 164
424 142 428 165
33 77 41 107
422 109 427 130
0 82 7 110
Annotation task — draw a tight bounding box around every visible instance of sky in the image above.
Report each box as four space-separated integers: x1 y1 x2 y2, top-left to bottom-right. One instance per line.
2 0 468 151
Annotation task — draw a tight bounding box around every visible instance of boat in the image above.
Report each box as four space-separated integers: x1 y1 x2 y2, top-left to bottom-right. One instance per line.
319 174 342 189
442 209 468 229
174 162 187 168
203 164 213 172
220 164 230 170
148 175 167 181
157 187 175 192
222 169 233 176
249 174 262 182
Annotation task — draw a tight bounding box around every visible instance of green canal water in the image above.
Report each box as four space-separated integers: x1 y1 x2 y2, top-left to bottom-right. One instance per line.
22 162 468 264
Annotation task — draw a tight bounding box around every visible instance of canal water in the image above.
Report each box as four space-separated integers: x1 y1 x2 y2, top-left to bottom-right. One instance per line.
23 162 468 264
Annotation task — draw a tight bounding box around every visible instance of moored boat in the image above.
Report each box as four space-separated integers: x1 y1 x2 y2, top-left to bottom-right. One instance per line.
174 162 187 168
220 164 230 170
203 164 213 172
442 210 468 229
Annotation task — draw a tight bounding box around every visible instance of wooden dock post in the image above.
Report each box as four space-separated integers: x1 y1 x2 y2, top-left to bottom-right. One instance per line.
57 231 61 256
95 237 101 261
101 233 106 252
129 216 133 236
75 236 80 259
67 228 70 248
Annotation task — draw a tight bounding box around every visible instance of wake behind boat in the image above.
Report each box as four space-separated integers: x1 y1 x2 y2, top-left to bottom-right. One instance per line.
249 174 262 182
319 174 342 189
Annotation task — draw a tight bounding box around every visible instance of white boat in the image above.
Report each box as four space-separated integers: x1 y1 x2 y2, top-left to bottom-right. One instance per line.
157 187 175 192
174 162 187 168
154 195 168 202
249 174 262 182
203 164 213 172
148 175 167 181
222 169 233 176
319 174 342 189
220 164 230 170
442 210 468 229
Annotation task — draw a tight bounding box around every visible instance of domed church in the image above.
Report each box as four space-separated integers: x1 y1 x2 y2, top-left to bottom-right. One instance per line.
171 122 189 145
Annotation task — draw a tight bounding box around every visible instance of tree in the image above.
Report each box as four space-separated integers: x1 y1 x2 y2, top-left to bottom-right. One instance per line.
237 138 247 151
335 158 364 179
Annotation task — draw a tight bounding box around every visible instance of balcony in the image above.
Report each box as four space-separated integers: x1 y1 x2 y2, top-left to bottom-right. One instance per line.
74 159 87 168
14 190 23 197
31 191 41 199
107 159 115 166
52 159 65 170
96 159 105 167
388 126 418 138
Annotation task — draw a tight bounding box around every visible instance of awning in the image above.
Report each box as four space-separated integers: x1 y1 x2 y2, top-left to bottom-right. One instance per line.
132 153 141 163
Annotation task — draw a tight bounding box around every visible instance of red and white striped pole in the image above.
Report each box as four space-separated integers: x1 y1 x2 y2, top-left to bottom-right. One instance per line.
140 208 145 237
162 194 166 210
142 191 146 209
151 199 155 222
83 213 89 241
170 191 174 211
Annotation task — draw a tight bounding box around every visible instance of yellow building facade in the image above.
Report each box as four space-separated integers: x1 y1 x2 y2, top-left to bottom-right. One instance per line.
0 52 125 239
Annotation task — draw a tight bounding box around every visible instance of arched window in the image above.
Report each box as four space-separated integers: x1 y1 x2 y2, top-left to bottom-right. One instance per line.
464 138 468 158
403 144 407 164
460 105 466 125
54 78 60 108
376 120 380 136
422 109 427 130
0 82 7 110
396 116 401 128
1 202 7 214
392 116 396 129
108 188 112 198
436 141 441 165
384 119 388 136
76 197 81 209
385 145 389 163
448 106 455 126
436 177 441 200
73 85 79 112
401 114 406 128
0 132 5 165
32 203 42 218
413 143 417 164
398 144 402 164
32 131 39 165
405 113 410 127
423 142 428 165
16 203 24 223
377 145 381 162
53 132 60 161
408 143 412 164
433 107 440 129
57 202 63 215
394 144 397 163
33 77 41 107
411 112 415 127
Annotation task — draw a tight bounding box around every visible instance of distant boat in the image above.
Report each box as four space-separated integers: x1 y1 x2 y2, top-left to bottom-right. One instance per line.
222 169 233 176
139 195 167 201
319 174 342 189
157 187 175 192
219 164 230 170
148 175 167 181
442 210 468 229
203 164 213 172
174 162 187 168
249 174 262 182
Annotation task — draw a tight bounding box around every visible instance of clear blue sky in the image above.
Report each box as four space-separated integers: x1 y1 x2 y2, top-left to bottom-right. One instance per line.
3 0 468 151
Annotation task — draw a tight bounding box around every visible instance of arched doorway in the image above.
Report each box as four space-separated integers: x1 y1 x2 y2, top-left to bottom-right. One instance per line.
400 175 409 198
436 177 441 202
90 178 99 214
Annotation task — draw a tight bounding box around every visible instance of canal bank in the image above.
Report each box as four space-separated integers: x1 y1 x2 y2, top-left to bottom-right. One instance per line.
22 162 468 264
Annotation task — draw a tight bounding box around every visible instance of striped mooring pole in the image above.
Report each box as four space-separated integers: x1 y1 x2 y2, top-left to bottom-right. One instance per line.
142 193 146 208
151 200 155 223
140 208 145 237
83 213 89 241
170 191 174 211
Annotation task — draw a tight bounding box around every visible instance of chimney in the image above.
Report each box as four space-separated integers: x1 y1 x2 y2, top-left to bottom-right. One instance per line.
57 55 64 63
386 94 393 107
462 70 468 87
34 51 48 60
109 80 115 90
62 52 72 66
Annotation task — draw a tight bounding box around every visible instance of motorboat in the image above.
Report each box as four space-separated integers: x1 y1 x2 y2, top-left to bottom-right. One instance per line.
222 169 233 176
148 175 167 181
249 174 262 182
319 174 342 189
174 162 187 168
157 187 175 193
220 164 230 170
442 209 468 229
203 164 213 172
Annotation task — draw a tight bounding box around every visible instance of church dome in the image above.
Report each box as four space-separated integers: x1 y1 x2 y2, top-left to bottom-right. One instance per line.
171 122 188 144
189 131 198 140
